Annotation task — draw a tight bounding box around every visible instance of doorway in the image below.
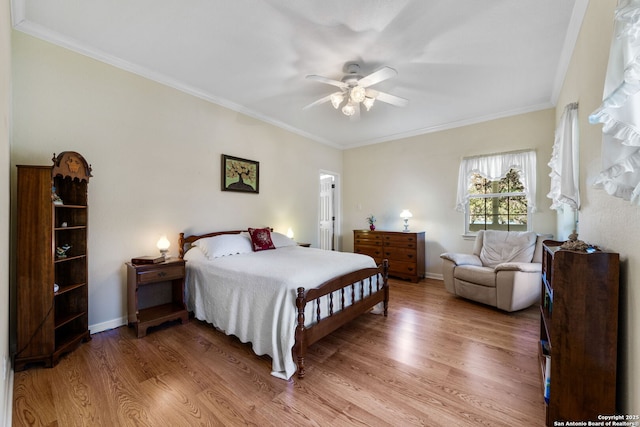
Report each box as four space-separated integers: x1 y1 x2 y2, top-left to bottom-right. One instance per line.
319 171 339 251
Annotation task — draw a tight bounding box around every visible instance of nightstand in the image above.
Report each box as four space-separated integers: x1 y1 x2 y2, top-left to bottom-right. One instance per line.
126 258 189 338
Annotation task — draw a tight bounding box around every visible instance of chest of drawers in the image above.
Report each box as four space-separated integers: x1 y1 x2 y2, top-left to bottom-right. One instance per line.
354 230 425 282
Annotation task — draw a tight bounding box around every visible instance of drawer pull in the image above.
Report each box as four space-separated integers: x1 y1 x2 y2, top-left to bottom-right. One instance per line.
158 271 167 277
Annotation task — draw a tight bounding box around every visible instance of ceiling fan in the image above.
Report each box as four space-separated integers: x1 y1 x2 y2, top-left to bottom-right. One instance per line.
303 62 408 119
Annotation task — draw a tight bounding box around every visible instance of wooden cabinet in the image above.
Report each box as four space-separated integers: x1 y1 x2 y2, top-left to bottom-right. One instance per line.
539 240 619 426
126 259 188 338
15 152 92 371
354 230 425 282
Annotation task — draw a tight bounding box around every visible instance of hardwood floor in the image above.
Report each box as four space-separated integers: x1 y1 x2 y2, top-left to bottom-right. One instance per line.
13 278 546 426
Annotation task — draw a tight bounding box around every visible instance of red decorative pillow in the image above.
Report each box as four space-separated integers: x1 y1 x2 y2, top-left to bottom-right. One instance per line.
248 227 276 251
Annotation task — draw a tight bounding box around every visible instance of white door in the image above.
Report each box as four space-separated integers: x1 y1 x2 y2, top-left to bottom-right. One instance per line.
319 173 335 250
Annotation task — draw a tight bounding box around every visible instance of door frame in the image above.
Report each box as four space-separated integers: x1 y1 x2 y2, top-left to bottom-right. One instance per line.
318 170 341 251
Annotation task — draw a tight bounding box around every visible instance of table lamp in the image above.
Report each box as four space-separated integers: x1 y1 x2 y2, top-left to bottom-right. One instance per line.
157 235 171 259
400 210 413 232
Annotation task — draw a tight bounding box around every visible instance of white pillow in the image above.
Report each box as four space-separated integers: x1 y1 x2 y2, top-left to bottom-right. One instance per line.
183 245 207 261
192 234 253 259
270 231 297 248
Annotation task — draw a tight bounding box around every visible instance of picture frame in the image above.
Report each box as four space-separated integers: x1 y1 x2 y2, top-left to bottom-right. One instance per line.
221 154 259 193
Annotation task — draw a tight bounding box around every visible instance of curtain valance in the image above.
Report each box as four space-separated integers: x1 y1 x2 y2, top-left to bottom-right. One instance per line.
455 150 537 213
589 0 640 204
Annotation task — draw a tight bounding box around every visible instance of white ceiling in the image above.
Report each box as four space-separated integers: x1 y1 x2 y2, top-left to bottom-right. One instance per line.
11 0 587 149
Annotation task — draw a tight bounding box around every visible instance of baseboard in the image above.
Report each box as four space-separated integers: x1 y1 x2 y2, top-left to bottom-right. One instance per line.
89 316 127 335
425 272 444 281
2 361 13 427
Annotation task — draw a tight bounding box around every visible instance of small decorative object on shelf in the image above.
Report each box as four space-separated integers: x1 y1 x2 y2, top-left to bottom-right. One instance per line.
559 231 599 252
56 244 71 258
51 186 63 205
366 214 376 231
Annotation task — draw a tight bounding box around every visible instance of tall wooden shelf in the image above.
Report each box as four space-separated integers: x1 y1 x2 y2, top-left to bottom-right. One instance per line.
14 152 92 371
540 240 619 425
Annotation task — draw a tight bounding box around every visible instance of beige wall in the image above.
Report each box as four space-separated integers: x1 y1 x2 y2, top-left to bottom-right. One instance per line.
1 0 11 422
11 31 343 331
342 109 557 276
556 0 638 413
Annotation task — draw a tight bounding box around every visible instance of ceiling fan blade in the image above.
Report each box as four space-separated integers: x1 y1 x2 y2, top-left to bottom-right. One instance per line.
357 66 397 88
306 75 349 89
302 93 338 110
366 89 409 107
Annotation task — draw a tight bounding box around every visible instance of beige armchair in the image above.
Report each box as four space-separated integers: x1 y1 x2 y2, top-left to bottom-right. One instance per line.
440 230 551 312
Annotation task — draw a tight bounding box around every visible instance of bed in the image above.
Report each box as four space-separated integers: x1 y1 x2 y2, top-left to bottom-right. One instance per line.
178 228 389 380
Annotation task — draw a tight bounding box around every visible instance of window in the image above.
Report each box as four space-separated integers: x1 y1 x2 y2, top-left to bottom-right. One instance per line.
468 169 528 232
456 150 536 235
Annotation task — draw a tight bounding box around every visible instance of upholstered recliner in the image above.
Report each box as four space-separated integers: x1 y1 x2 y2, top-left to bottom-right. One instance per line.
440 230 551 312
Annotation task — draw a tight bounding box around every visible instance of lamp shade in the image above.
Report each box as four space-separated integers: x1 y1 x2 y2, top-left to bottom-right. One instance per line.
363 96 375 111
350 85 366 103
400 210 413 219
342 102 356 116
157 235 170 251
330 93 344 109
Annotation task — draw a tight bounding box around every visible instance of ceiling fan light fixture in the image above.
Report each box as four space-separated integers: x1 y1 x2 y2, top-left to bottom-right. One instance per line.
305 63 407 119
350 85 366 103
342 102 356 116
330 93 344 109
363 96 375 111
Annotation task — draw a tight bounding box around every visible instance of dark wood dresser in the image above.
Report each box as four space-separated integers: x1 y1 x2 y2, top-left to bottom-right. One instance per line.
354 230 425 282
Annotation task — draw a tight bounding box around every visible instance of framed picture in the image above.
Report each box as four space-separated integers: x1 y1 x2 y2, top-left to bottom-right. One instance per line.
221 154 259 193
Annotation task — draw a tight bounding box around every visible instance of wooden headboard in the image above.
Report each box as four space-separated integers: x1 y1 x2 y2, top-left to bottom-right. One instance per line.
178 228 273 259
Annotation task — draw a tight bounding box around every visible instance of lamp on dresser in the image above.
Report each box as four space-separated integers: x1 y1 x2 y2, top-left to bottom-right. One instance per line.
400 210 412 232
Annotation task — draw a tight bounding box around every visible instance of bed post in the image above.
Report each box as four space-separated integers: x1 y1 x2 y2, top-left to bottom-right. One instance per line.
178 233 185 259
295 287 306 378
383 259 389 316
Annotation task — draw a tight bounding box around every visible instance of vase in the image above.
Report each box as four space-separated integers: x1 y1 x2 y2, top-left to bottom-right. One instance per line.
369 224 375 231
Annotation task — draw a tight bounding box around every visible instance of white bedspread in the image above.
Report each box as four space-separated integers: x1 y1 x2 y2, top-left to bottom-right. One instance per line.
183 245 378 380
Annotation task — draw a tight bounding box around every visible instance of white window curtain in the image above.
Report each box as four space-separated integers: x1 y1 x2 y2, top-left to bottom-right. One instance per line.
455 150 537 213
589 0 640 204
548 102 580 210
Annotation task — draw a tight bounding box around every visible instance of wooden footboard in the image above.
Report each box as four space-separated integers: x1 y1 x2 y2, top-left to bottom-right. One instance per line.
293 259 389 378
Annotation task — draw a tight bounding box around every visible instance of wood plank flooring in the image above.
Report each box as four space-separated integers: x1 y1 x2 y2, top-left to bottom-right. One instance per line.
12 278 546 426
